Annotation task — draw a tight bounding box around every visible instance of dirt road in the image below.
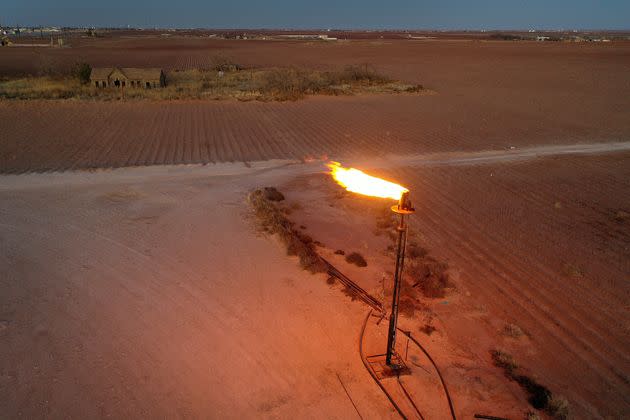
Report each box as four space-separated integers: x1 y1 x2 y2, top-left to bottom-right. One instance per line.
0 162 398 419
1 144 628 417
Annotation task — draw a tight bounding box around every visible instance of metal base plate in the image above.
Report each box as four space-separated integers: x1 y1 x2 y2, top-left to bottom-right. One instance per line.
366 353 411 379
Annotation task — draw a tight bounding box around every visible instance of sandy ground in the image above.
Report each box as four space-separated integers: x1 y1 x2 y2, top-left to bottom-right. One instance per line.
0 161 398 419
1 143 628 418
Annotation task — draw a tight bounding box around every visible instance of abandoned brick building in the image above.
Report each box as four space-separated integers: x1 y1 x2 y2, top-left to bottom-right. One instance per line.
90 67 166 89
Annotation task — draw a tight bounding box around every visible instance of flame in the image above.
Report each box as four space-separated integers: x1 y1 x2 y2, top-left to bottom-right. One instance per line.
327 161 408 200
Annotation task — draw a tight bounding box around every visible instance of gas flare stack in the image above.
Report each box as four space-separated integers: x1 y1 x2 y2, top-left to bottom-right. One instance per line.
386 191 415 368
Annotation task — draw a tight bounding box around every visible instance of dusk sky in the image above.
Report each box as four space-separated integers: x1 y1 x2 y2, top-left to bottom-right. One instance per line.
4 0 630 29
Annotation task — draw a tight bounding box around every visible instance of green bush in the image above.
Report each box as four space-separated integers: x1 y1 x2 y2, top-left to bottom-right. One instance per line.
73 62 92 85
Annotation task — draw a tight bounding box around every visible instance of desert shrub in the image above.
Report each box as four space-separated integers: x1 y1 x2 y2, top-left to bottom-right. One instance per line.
210 55 241 72
263 187 285 201
526 411 542 420
256 67 324 101
72 62 92 84
503 323 524 338
328 64 391 85
562 263 583 278
345 252 367 267
489 33 522 41
2 64 418 101
296 231 313 244
420 324 436 335
409 257 450 298
420 274 449 298
248 189 326 273
491 349 519 374
398 296 419 317
614 210 629 223
407 241 428 259
490 349 568 415
0 77 89 99
341 285 359 301
255 65 394 100
513 374 551 409
547 396 569 419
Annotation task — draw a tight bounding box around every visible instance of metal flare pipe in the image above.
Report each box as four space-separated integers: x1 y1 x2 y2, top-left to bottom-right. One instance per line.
386 191 414 366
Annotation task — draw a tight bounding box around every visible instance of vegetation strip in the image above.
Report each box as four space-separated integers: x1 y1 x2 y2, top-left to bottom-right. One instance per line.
490 350 569 419
1 61 425 101
248 187 385 311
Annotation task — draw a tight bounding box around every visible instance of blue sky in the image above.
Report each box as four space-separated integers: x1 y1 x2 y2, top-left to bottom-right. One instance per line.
3 0 629 29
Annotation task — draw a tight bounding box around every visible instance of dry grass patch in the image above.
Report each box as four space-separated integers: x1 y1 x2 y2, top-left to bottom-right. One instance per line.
503 323 524 338
562 263 583 278
491 349 519 374
375 202 451 299
491 349 569 418
248 188 326 274
526 412 542 420
262 187 285 202
613 209 629 223
547 396 569 420
0 64 426 101
420 324 437 336
408 255 451 298
0 76 92 99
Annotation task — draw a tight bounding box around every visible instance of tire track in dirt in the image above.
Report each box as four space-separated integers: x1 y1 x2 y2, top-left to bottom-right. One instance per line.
407 190 628 415
421 160 629 312
400 165 630 374
498 158 630 288
382 160 630 415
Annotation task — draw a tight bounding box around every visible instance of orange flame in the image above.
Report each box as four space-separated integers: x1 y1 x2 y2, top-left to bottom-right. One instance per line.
327 161 408 200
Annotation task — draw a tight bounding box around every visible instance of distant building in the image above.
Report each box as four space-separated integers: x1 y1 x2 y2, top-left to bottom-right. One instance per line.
536 36 550 41
90 67 166 89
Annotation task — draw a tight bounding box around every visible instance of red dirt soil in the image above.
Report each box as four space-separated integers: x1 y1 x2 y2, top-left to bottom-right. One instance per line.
1 38 630 172
275 151 630 418
384 154 630 418
1 35 629 418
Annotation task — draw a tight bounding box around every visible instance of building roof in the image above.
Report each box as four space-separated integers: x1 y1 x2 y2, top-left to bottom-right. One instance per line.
90 67 163 80
90 67 114 80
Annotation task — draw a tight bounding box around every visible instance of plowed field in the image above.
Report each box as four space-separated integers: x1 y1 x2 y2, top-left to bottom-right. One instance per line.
375 153 630 417
1 35 629 418
2 38 630 173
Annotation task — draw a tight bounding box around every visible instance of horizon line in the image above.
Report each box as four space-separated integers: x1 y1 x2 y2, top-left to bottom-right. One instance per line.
4 25 630 32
